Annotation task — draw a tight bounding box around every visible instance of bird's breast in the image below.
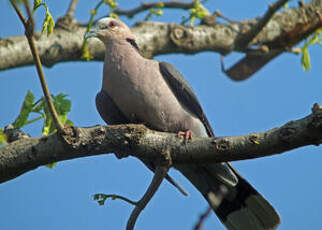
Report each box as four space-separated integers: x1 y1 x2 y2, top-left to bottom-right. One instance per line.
102 54 206 136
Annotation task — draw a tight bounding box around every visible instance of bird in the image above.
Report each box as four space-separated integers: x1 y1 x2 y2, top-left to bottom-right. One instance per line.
85 17 280 230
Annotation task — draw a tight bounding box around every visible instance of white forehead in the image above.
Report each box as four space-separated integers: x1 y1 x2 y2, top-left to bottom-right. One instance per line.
97 17 114 25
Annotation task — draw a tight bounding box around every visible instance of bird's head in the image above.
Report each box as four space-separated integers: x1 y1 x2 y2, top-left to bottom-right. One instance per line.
84 17 135 45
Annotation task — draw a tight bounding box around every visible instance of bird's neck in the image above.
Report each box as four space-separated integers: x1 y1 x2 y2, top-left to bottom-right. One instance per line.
104 40 142 65
102 41 144 86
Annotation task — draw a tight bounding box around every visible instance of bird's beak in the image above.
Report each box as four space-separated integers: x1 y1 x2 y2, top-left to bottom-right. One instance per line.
84 29 99 40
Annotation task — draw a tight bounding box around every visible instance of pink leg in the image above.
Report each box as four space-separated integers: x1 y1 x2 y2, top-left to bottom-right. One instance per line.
178 130 193 142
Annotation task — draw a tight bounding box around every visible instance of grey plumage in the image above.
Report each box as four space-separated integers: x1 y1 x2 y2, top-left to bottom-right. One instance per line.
86 17 280 230
96 90 189 196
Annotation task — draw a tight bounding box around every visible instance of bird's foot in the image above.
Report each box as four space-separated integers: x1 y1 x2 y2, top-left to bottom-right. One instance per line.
178 130 192 142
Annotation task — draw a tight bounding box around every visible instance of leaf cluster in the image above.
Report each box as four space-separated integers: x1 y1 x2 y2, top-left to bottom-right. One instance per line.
187 0 210 26
144 3 164 21
0 91 73 167
301 28 322 71
11 91 72 135
33 0 55 36
0 91 72 149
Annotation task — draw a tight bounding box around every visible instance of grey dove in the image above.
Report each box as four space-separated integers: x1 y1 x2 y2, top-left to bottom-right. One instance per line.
85 17 280 230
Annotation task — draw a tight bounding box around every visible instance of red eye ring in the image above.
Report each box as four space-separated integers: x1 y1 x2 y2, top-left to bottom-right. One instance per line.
109 21 117 28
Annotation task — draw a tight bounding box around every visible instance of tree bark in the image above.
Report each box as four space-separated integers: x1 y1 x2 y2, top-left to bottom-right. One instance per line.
1 104 321 184
0 0 321 71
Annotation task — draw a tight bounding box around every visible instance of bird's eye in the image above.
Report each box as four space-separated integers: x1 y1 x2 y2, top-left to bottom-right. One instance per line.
109 21 117 28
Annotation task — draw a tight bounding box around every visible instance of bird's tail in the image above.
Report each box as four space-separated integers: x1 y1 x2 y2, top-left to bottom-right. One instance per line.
177 163 280 230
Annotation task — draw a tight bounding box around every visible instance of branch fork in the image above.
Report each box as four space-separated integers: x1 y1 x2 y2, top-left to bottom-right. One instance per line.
126 148 172 230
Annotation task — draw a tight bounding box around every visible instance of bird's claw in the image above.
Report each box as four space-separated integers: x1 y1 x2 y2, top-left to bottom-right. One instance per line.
178 130 192 142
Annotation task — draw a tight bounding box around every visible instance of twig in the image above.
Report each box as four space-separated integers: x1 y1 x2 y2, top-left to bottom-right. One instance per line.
10 1 27 25
213 10 235 23
193 187 228 230
126 165 169 230
237 0 289 48
114 1 194 18
10 0 65 134
65 0 79 19
94 193 137 206
194 207 212 230
81 0 105 60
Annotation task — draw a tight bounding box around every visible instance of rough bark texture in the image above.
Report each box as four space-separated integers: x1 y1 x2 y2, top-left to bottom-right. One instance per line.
1 104 321 184
0 0 321 71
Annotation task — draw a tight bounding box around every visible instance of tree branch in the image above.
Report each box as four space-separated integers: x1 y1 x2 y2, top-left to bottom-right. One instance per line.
1 0 320 71
93 193 138 206
193 206 212 230
0 104 321 184
222 9 322 80
65 0 79 19
126 165 169 230
114 1 194 18
236 0 289 48
10 0 27 26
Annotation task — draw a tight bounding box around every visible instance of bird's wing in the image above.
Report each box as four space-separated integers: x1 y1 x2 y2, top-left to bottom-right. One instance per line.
96 90 129 125
159 62 214 137
96 90 189 196
160 62 280 229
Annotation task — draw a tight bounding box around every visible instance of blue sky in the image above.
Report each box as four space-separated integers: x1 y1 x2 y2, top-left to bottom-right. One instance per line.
1 0 321 229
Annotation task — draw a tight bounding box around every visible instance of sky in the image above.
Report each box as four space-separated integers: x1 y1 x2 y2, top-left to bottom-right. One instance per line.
0 0 322 230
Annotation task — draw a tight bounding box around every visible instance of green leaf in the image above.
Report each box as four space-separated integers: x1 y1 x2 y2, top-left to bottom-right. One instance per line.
93 193 108 206
104 0 118 8
40 3 55 36
301 47 311 71
0 128 7 146
81 42 92 61
188 0 210 26
190 16 196 26
98 200 105 206
41 94 72 135
33 0 42 11
32 98 44 113
41 20 48 35
47 15 55 36
65 119 74 126
45 162 57 168
299 28 322 71
52 94 71 123
109 12 118 19
42 101 53 135
24 116 43 126
13 91 35 128
155 9 163 16
156 2 164 8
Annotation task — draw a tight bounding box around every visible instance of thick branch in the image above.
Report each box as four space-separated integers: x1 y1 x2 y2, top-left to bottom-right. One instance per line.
0 0 321 71
0 104 321 184
236 0 289 48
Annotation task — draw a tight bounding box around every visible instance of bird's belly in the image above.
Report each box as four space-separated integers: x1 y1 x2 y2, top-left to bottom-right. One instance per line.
116 80 185 132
